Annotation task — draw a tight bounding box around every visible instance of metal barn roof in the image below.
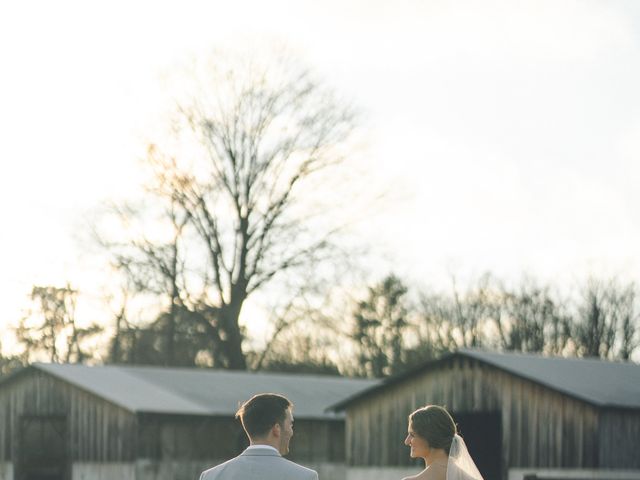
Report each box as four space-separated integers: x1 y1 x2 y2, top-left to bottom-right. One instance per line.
25 363 378 418
331 349 640 410
459 349 640 409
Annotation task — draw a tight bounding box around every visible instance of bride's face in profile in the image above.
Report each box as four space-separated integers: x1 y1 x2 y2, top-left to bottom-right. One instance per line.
404 422 429 459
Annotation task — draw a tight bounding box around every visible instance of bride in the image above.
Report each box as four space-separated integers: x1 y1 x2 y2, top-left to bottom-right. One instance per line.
402 405 483 480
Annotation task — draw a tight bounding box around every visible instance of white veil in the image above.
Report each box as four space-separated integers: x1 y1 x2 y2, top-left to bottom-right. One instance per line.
446 434 484 480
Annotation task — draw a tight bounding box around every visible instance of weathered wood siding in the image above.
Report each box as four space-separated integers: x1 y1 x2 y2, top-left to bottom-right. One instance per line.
0 367 357 480
136 414 345 464
0 369 136 463
289 420 346 463
136 414 245 461
598 410 640 469
345 356 604 476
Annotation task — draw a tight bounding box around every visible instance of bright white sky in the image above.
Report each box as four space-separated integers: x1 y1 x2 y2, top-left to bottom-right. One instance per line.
1 0 640 347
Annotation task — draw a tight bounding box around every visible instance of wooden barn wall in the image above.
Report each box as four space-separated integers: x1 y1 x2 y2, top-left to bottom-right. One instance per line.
0 369 348 474
0 370 136 463
598 409 640 469
345 357 602 473
136 414 243 461
135 415 345 464
288 420 346 463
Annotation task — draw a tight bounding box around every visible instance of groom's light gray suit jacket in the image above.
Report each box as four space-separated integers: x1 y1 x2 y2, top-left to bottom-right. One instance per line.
199 446 318 480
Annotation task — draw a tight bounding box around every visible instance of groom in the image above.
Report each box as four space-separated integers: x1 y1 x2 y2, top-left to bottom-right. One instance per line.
199 393 318 480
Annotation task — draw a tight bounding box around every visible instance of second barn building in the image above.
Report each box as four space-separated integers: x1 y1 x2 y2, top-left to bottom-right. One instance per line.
331 349 640 480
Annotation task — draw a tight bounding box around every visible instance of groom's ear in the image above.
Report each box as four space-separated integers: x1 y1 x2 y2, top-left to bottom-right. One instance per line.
271 422 281 438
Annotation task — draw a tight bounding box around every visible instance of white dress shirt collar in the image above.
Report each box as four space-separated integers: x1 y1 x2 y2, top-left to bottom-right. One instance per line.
246 444 279 454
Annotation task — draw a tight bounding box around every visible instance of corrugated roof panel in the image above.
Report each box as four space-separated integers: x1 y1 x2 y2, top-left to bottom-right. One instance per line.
132 367 375 418
32 363 378 417
34 363 212 414
330 349 640 411
459 349 640 409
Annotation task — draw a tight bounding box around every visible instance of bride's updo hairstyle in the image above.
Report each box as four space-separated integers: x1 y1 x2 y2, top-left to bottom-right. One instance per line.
409 405 457 454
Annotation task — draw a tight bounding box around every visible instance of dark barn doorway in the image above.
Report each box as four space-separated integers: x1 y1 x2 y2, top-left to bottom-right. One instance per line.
18 415 68 480
454 411 502 480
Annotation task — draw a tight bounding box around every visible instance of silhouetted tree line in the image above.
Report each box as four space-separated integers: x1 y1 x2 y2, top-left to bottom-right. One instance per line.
348 274 638 377
1 273 637 379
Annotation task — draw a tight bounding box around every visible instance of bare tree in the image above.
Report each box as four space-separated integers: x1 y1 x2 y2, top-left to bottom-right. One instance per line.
97 197 190 366
450 274 499 348
415 275 639 361
97 51 358 369
252 310 342 376
573 278 638 359
496 278 571 354
250 283 316 371
617 284 639 360
15 285 102 363
417 274 499 353
416 291 460 353
102 285 133 365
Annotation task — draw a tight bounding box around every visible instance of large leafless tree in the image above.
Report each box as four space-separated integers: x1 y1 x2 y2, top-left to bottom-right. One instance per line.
98 52 358 369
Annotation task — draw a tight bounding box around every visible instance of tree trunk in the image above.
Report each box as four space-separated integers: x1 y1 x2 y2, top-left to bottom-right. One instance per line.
219 296 247 370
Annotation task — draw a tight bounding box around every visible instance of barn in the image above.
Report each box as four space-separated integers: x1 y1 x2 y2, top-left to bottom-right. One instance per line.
0 363 377 480
331 349 640 480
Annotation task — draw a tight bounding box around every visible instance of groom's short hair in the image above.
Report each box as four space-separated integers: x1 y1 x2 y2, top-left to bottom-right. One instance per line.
236 393 292 438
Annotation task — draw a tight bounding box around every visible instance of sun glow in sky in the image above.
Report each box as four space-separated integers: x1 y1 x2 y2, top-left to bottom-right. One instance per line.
1 0 640 351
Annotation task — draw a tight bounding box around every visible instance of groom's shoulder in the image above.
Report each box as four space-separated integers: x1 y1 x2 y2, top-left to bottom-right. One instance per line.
199 456 238 480
278 456 318 478
199 454 318 480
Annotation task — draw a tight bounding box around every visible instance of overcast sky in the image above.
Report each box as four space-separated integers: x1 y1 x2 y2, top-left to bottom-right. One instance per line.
1 0 639 342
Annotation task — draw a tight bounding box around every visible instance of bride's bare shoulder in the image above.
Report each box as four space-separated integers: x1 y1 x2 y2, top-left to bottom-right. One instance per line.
402 470 426 480
402 466 447 480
